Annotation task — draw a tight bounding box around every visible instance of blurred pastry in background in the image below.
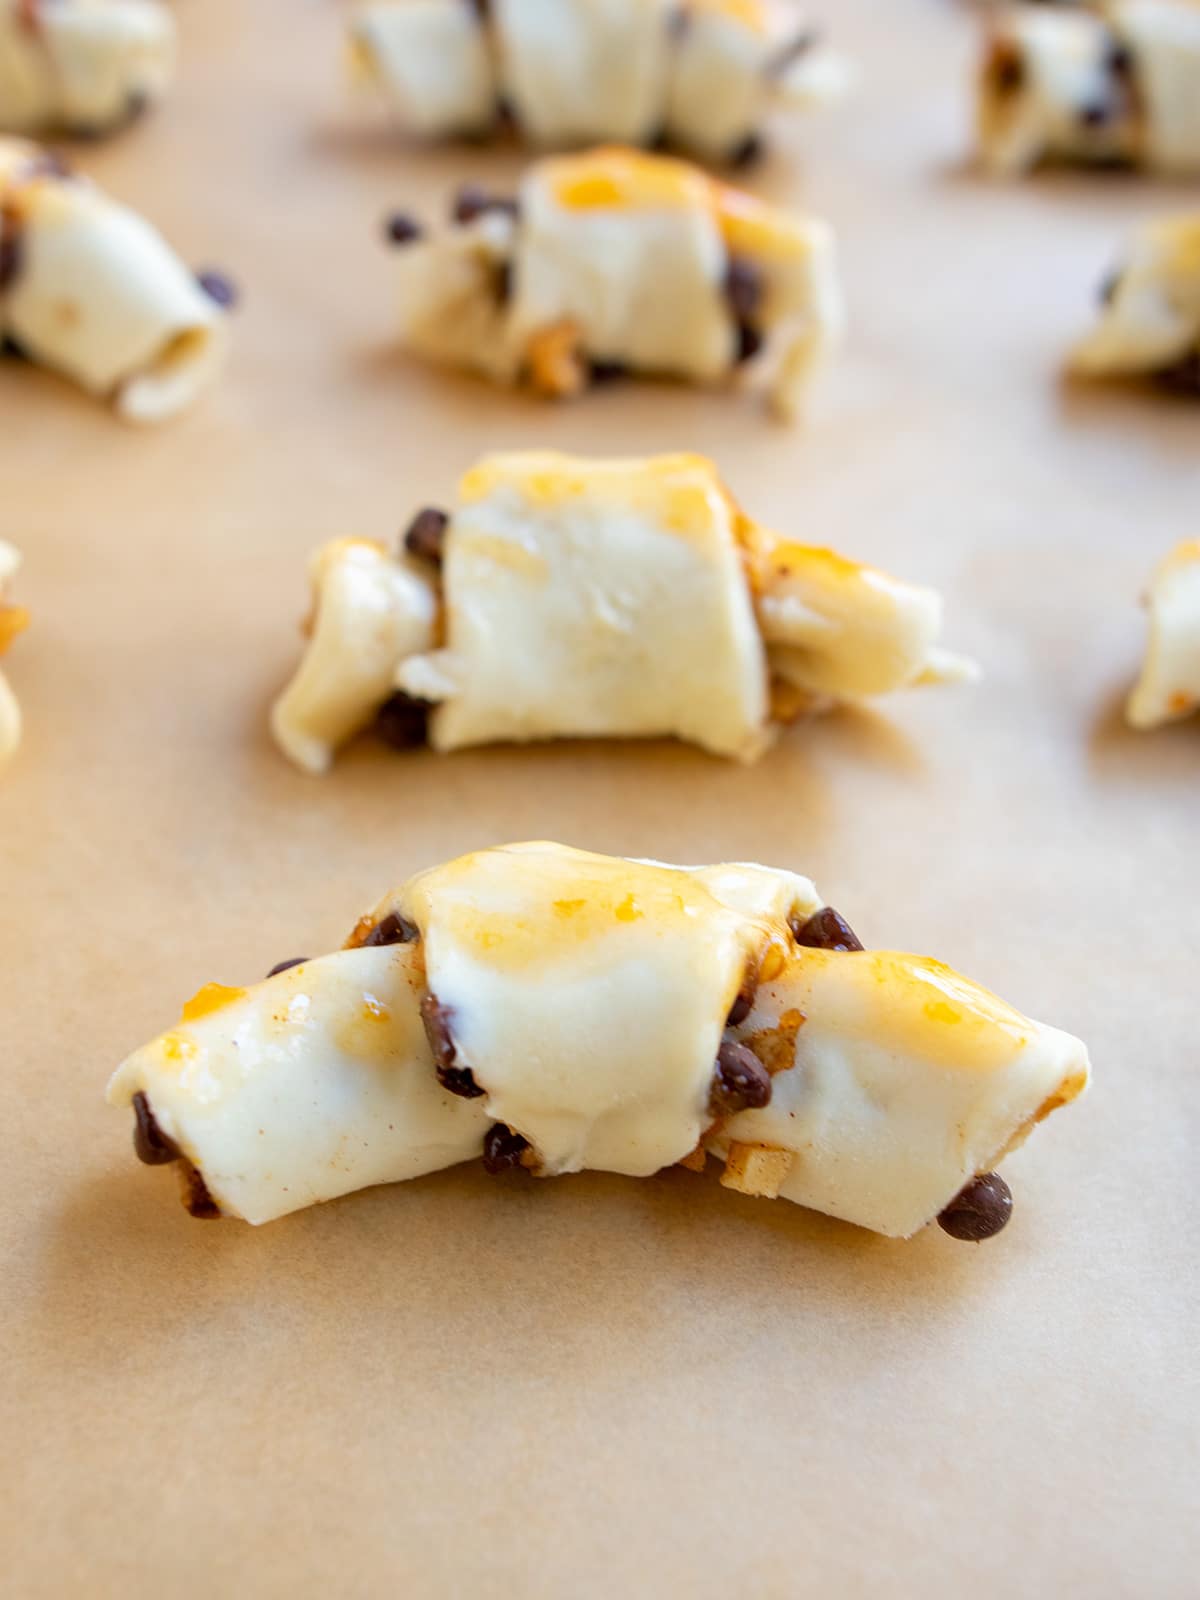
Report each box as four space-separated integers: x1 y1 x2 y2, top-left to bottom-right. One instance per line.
1126 540 1200 728
0 0 175 137
977 1 1200 176
271 450 976 774
348 0 848 167
1070 214 1200 394
0 139 233 422
383 145 842 418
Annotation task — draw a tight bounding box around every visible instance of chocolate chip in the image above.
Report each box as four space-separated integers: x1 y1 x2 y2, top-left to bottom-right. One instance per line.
766 28 820 78
1107 40 1133 77
383 211 424 246
131 1091 180 1166
266 957 310 978
373 692 431 750
181 1163 222 1220
364 912 419 948
195 269 238 309
990 47 1025 95
1 335 27 360
494 259 513 304
726 967 757 1027
724 257 763 324
728 132 764 170
27 150 70 179
937 1173 1013 1241
422 994 486 1098
734 322 763 365
452 184 519 225
1079 100 1113 128
468 0 491 18
0 211 22 293
589 358 628 384
1156 350 1200 395
790 906 865 953
709 1041 773 1117
1098 268 1122 306
482 1123 530 1174
403 506 449 565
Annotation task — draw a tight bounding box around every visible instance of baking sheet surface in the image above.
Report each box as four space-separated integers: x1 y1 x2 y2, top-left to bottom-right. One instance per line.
1 1 1196 1594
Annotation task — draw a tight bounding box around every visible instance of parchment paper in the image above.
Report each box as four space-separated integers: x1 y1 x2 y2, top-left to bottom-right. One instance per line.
1 1 1196 1594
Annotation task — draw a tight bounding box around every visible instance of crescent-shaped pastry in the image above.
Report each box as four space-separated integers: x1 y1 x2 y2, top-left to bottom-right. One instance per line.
107 842 1091 1240
348 0 845 166
1069 213 1200 393
0 539 27 767
0 138 230 421
1126 540 1200 727
270 451 976 774
384 145 842 418
977 0 1200 176
0 0 174 137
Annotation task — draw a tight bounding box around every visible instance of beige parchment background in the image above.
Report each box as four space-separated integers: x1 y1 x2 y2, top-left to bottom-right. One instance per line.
1 1 1197 1594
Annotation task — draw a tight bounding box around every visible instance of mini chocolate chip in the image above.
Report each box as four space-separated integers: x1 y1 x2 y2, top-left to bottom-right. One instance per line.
734 322 763 366
726 968 757 1027
468 0 490 18
266 957 310 978
364 912 419 948
790 906 865 952
452 184 519 225
728 132 764 170
1107 40 1133 77
482 1123 530 1174
589 357 628 384
441 1065 485 1098
937 1173 1013 1241
181 1163 222 1220
132 1091 180 1166
709 1041 773 1117
1079 100 1112 128
1098 268 1122 306
374 692 431 750
28 150 70 179
196 269 238 309
1156 350 1200 395
422 994 486 1098
402 506 449 566
991 49 1025 95
495 259 513 304
724 257 763 324
1 335 27 360
125 88 149 124
0 214 22 293
767 28 820 78
668 6 690 41
384 212 424 246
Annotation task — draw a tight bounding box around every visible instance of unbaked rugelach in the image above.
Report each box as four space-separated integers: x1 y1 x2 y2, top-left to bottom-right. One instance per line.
1070 214 1200 394
977 0 1200 175
0 139 232 421
0 540 26 766
0 0 174 136
108 842 1091 1239
270 451 975 774
384 145 842 417
348 0 846 166
1127 540 1200 727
